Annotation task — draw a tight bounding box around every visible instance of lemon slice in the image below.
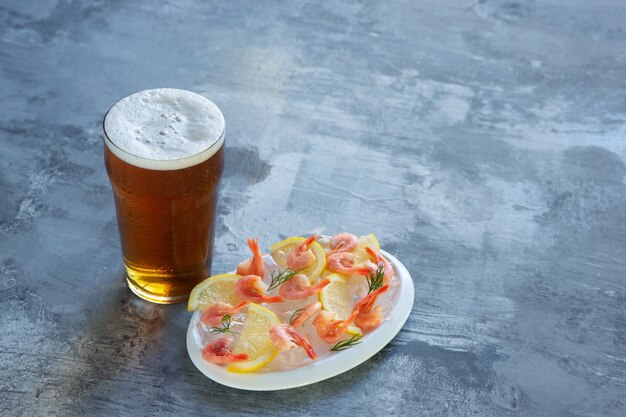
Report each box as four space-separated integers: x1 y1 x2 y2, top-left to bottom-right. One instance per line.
270 236 326 279
227 303 280 373
187 273 241 311
352 233 381 265
318 273 362 336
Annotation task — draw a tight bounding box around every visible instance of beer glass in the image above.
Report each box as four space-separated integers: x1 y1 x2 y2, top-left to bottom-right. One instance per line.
103 88 225 304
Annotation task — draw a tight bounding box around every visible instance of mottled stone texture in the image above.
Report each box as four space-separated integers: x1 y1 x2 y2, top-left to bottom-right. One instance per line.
1 1 625 416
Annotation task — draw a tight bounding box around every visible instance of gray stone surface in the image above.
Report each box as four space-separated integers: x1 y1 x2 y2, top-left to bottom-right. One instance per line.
1 0 625 415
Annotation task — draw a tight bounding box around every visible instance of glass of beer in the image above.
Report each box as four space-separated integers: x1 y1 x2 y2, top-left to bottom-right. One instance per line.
103 88 225 304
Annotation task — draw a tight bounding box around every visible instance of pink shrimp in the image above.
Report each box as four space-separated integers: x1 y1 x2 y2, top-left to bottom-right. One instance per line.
278 274 330 300
200 301 249 327
202 337 249 364
236 238 265 277
290 301 322 328
329 233 358 253
234 275 284 303
286 235 318 271
352 284 390 333
313 309 360 344
364 246 394 285
270 324 317 360
355 305 383 333
326 252 371 276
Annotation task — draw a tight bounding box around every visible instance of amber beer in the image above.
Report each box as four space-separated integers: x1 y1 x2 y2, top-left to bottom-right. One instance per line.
103 89 225 304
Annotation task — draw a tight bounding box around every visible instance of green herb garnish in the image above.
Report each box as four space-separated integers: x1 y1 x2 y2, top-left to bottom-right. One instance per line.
330 334 363 351
366 264 385 294
266 268 298 292
209 314 238 335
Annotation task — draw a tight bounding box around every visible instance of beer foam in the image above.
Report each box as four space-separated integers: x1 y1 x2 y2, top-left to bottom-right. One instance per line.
104 88 225 170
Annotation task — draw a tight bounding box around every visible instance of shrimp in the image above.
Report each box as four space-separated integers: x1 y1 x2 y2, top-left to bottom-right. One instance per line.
202 337 249 364
352 284 390 333
270 324 317 360
286 235 318 271
355 305 383 333
234 275 284 303
200 301 249 327
289 301 322 328
364 246 394 285
279 274 330 300
313 309 360 344
236 238 265 277
326 252 371 276
329 233 358 253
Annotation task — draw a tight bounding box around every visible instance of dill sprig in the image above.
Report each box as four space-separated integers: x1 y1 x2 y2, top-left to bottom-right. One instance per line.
289 308 305 326
330 334 363 351
266 268 298 292
209 314 238 335
366 264 385 294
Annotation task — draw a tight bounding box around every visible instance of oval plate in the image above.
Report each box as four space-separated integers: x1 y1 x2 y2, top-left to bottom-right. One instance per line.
186 250 414 391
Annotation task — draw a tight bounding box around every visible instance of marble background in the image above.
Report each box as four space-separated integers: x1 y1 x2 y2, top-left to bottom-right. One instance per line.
1 1 625 416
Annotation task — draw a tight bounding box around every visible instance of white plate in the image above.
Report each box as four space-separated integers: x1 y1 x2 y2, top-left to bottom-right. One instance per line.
186 250 414 391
